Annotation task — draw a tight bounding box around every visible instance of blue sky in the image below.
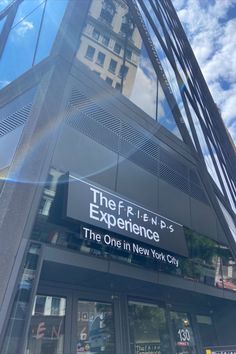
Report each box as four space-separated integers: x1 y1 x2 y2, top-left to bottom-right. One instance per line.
173 0 236 144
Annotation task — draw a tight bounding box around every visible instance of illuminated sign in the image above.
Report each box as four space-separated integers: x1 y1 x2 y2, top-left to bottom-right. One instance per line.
66 175 188 257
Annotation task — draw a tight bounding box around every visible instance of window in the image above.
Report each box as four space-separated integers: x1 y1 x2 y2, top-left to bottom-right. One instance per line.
114 42 121 54
128 301 172 354
119 65 128 78
85 45 95 60
108 59 117 73
100 0 116 24
102 35 110 46
106 77 113 86
120 14 135 37
126 48 132 60
115 82 121 90
92 28 100 40
96 52 105 66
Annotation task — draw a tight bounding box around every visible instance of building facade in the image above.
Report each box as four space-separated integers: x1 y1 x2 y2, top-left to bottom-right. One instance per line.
0 1 236 354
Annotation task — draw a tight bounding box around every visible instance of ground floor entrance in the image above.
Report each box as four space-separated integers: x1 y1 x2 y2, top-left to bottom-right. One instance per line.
25 284 218 354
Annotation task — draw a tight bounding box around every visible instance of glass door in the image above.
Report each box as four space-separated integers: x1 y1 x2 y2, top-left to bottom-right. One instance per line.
169 311 197 354
127 300 172 354
76 300 116 354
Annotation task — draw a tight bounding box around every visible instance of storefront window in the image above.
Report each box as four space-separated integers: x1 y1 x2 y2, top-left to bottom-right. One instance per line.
26 295 66 354
1 244 41 354
170 311 197 354
128 301 172 354
77 301 116 354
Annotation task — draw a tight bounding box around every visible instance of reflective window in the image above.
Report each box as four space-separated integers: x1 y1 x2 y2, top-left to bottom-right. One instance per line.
128 301 172 354
77 301 116 354
100 0 116 25
92 28 100 40
102 35 110 47
114 42 121 54
1 244 41 354
0 16 6 33
96 51 105 66
108 59 117 73
86 45 95 61
76 0 183 139
0 0 13 12
26 295 66 354
170 311 197 354
0 0 68 88
34 0 68 64
196 315 218 347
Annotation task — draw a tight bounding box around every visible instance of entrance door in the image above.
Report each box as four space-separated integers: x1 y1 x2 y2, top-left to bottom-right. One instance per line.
75 298 117 353
127 300 173 354
169 310 198 354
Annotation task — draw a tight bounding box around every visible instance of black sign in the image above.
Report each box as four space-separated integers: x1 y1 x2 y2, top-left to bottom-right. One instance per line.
66 176 188 257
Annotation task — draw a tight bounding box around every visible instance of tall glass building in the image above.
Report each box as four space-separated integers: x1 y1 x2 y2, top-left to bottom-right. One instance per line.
0 1 235 354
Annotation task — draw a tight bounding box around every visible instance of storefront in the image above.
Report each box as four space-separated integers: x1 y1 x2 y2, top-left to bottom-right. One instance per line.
16 171 236 354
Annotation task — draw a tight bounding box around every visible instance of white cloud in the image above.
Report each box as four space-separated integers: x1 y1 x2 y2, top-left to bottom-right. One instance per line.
0 80 10 88
14 20 34 37
172 0 236 144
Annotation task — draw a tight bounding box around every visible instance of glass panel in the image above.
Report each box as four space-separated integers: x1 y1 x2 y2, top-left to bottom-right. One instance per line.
128 301 172 354
34 0 68 64
75 0 183 139
0 0 14 12
0 16 6 33
77 301 116 354
0 4 44 86
1 244 41 354
170 311 197 354
196 315 218 347
26 295 66 354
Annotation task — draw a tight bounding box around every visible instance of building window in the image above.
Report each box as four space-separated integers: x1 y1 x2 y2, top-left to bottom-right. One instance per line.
92 28 100 40
114 42 121 54
102 35 110 46
106 77 113 86
120 14 135 37
108 59 117 73
96 52 105 66
100 0 116 24
119 65 129 78
85 45 95 60
126 48 132 60
115 82 121 90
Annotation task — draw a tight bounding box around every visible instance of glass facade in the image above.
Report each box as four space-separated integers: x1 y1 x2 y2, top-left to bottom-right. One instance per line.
0 0 68 88
75 0 182 139
29 169 236 293
0 1 235 354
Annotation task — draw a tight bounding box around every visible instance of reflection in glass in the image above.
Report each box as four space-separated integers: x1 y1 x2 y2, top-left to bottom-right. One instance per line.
196 315 218 347
34 0 68 64
170 311 197 354
0 0 68 88
128 301 172 354
26 295 66 354
0 4 44 85
76 0 182 139
0 16 6 33
1 244 41 354
31 168 236 293
77 301 116 354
